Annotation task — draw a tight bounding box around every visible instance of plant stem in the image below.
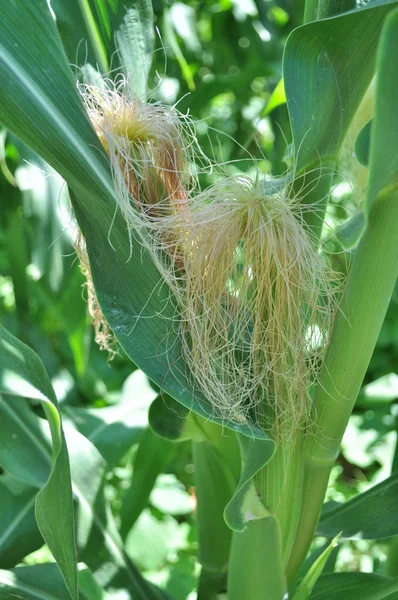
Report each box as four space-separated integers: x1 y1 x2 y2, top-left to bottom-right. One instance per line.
256 436 304 566
287 190 398 580
228 515 287 600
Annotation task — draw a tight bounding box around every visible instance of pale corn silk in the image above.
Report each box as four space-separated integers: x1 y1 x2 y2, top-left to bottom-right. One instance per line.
78 76 341 441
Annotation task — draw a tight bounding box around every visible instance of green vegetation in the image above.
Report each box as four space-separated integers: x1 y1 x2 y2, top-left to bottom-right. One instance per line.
1 1 398 599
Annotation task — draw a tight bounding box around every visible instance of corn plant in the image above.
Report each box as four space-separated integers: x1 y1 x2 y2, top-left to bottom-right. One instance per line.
1 0 398 599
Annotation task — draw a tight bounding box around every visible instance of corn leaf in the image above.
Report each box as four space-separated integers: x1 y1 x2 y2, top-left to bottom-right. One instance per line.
291 534 341 600
0 477 42 569
0 396 52 488
311 573 398 600
0 565 72 600
65 426 170 599
284 0 398 171
317 471 398 540
0 396 170 598
0 325 77 600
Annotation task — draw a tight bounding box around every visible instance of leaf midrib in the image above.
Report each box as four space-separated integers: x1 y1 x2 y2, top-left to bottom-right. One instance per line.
0 493 36 549
0 41 115 201
0 396 52 471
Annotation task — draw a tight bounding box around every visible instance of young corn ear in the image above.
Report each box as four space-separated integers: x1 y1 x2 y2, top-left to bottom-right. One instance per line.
154 176 339 437
80 79 339 439
79 78 196 227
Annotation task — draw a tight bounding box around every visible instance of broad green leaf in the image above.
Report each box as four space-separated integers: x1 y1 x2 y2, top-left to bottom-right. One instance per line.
0 403 167 598
0 564 108 600
65 426 170 599
120 426 174 538
284 0 398 236
0 396 51 487
0 476 42 569
291 534 341 600
0 324 77 600
0 564 71 600
0 1 113 201
0 0 268 442
284 0 398 171
310 573 395 600
304 0 356 22
317 471 398 539
355 119 372 167
115 0 155 100
365 9 398 213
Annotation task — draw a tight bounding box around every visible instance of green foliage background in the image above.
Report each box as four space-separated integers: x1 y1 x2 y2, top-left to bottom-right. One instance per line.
0 0 398 598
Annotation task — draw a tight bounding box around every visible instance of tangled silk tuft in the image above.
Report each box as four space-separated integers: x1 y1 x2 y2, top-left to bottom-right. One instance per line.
79 79 340 438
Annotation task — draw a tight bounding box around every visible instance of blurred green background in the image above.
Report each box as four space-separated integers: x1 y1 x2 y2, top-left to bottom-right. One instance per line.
0 0 397 597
